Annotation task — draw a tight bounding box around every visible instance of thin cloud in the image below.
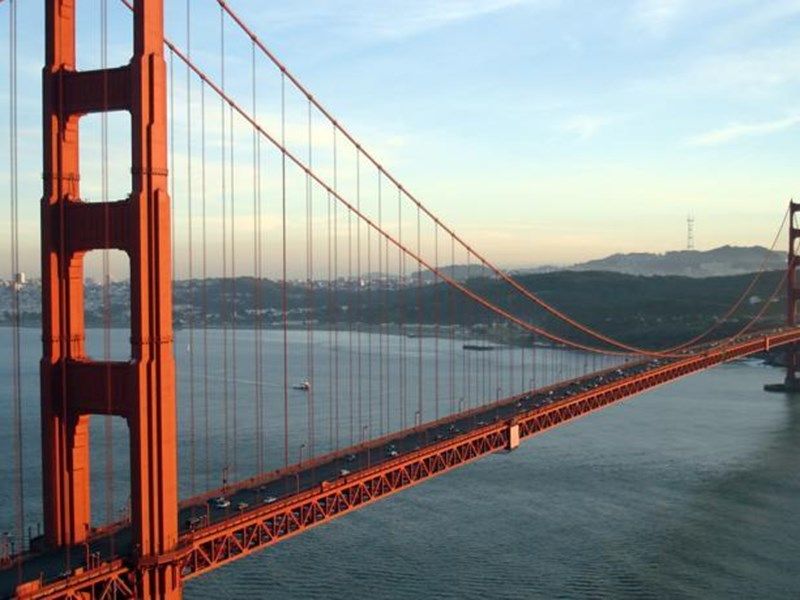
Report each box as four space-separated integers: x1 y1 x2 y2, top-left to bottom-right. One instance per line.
687 114 800 146
374 0 532 38
256 0 547 42
631 41 800 101
707 0 800 46
631 0 688 35
561 115 613 141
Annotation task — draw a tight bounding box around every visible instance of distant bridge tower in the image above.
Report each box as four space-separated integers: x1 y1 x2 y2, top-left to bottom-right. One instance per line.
687 214 695 250
766 200 800 393
785 201 800 389
41 0 179 597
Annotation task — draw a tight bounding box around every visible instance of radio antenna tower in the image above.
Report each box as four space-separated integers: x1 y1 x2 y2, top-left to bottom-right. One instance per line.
687 214 695 250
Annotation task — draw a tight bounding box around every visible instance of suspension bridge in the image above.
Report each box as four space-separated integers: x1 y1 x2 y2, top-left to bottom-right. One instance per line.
1 1 799 598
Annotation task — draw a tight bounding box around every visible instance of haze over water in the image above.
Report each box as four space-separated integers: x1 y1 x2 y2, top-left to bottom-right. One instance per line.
1 328 798 598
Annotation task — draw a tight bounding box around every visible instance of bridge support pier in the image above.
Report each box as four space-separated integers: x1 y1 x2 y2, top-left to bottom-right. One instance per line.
506 423 520 451
766 200 800 393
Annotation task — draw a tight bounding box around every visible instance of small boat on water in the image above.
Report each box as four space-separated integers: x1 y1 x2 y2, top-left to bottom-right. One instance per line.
463 344 494 351
293 380 311 391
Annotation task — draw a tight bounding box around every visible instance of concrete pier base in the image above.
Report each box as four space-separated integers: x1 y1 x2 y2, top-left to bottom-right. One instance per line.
764 377 800 393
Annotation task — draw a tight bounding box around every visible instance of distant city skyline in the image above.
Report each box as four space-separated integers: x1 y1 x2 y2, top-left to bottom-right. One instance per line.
2 0 798 280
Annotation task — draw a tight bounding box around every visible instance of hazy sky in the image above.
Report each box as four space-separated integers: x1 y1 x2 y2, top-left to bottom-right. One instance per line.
2 0 799 279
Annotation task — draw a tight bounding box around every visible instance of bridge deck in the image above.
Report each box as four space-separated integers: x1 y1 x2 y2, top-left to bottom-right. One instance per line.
2 328 796 599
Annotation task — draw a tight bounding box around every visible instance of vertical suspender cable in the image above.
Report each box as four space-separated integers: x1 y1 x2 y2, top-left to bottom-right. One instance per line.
348 157 354 446
416 203 422 424
384 192 390 433
489 306 493 402
333 128 340 449
220 6 229 489
508 321 514 397
168 42 176 502
186 0 196 499
9 0 25 576
458 250 473 412
434 222 440 420
458 243 465 413
201 80 210 491
545 339 550 386
250 42 258 472
356 151 362 443
230 103 238 479
281 72 289 468
519 335 525 395
450 234 455 414
398 186 405 429
327 188 334 451
366 165 373 442
258 152 266 473
378 172 385 436
257 92 267 474
484 297 489 404
169 44 175 281
532 333 536 390
251 41 264 475
306 97 315 461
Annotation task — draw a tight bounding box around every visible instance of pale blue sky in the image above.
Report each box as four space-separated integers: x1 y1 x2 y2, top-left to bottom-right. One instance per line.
2 0 799 278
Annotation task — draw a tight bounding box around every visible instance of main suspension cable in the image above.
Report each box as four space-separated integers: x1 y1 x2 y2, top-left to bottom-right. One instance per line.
122 0 788 365
122 1 789 360
148 39 725 357
209 0 788 357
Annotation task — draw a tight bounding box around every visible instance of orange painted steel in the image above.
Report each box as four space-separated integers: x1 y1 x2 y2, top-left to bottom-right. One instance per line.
786 201 800 385
13 561 135 600
40 0 179 598
20 3 793 598
17 328 800 599
42 0 90 549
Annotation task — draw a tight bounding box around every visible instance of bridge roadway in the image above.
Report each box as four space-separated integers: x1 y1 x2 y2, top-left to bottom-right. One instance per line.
2 327 798 599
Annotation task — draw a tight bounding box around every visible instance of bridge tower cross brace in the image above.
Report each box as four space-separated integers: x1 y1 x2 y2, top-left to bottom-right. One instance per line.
42 0 179 597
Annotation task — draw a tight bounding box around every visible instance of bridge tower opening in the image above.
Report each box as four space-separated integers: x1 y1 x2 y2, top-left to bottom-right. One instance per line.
41 0 179 597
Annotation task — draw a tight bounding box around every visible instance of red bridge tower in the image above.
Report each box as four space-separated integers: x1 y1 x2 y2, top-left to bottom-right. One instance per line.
785 201 800 388
41 0 179 596
766 200 800 393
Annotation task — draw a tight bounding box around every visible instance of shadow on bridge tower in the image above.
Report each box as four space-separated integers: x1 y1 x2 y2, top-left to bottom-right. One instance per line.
40 0 179 597
765 200 800 393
